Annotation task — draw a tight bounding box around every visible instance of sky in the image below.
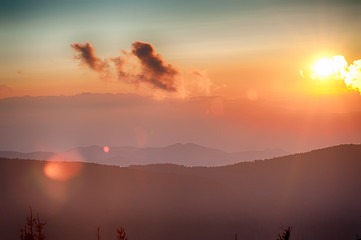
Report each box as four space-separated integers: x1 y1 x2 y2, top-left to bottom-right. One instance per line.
0 0 361 152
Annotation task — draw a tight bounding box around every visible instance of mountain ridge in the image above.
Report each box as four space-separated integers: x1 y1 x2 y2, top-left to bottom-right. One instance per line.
0 142 289 167
0 143 361 240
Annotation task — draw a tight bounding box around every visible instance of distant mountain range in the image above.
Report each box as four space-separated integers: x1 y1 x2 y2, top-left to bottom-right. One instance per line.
0 143 288 166
0 144 360 240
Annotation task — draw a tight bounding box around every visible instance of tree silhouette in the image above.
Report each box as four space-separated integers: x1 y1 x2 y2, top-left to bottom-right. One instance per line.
20 207 46 240
278 227 291 240
116 227 128 240
34 213 46 240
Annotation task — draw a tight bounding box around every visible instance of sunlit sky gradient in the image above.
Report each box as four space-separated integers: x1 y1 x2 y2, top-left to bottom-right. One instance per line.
1 0 360 98
1 0 361 152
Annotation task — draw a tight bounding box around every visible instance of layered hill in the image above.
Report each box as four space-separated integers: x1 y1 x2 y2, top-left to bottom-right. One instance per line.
0 144 360 240
0 143 287 167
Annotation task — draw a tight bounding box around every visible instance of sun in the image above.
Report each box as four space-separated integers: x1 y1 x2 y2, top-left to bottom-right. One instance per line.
313 58 334 78
311 56 348 79
303 55 361 94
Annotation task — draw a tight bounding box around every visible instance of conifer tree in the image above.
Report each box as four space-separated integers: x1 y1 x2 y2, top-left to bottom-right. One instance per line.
35 213 46 240
20 207 46 240
278 227 291 240
116 227 128 240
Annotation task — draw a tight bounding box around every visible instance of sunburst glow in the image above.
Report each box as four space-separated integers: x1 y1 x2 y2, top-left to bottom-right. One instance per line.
304 55 361 94
343 59 361 92
313 58 335 78
312 56 348 79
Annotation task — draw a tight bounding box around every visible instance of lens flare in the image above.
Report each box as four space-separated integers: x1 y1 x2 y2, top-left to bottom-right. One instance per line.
134 126 149 147
103 146 110 153
44 152 84 181
44 161 83 181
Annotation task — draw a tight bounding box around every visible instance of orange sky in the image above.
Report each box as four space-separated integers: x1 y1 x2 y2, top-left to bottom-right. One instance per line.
1 1 360 100
0 0 361 152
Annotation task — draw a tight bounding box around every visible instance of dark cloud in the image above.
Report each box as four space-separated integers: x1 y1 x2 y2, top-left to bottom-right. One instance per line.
136 74 177 92
131 41 177 77
71 41 178 92
71 42 108 72
131 41 178 92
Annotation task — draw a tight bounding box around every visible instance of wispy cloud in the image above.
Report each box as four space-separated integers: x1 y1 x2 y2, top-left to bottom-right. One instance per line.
192 70 212 95
111 50 128 79
71 42 109 79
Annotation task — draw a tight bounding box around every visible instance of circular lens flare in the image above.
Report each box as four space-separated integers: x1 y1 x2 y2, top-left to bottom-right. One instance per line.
43 152 84 181
103 146 110 153
44 161 83 181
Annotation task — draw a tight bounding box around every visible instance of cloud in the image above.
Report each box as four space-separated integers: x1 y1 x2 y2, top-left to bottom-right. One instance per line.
344 59 361 93
192 70 212 95
116 41 178 92
132 41 178 77
136 74 177 92
71 42 109 77
111 55 127 79
71 41 213 96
